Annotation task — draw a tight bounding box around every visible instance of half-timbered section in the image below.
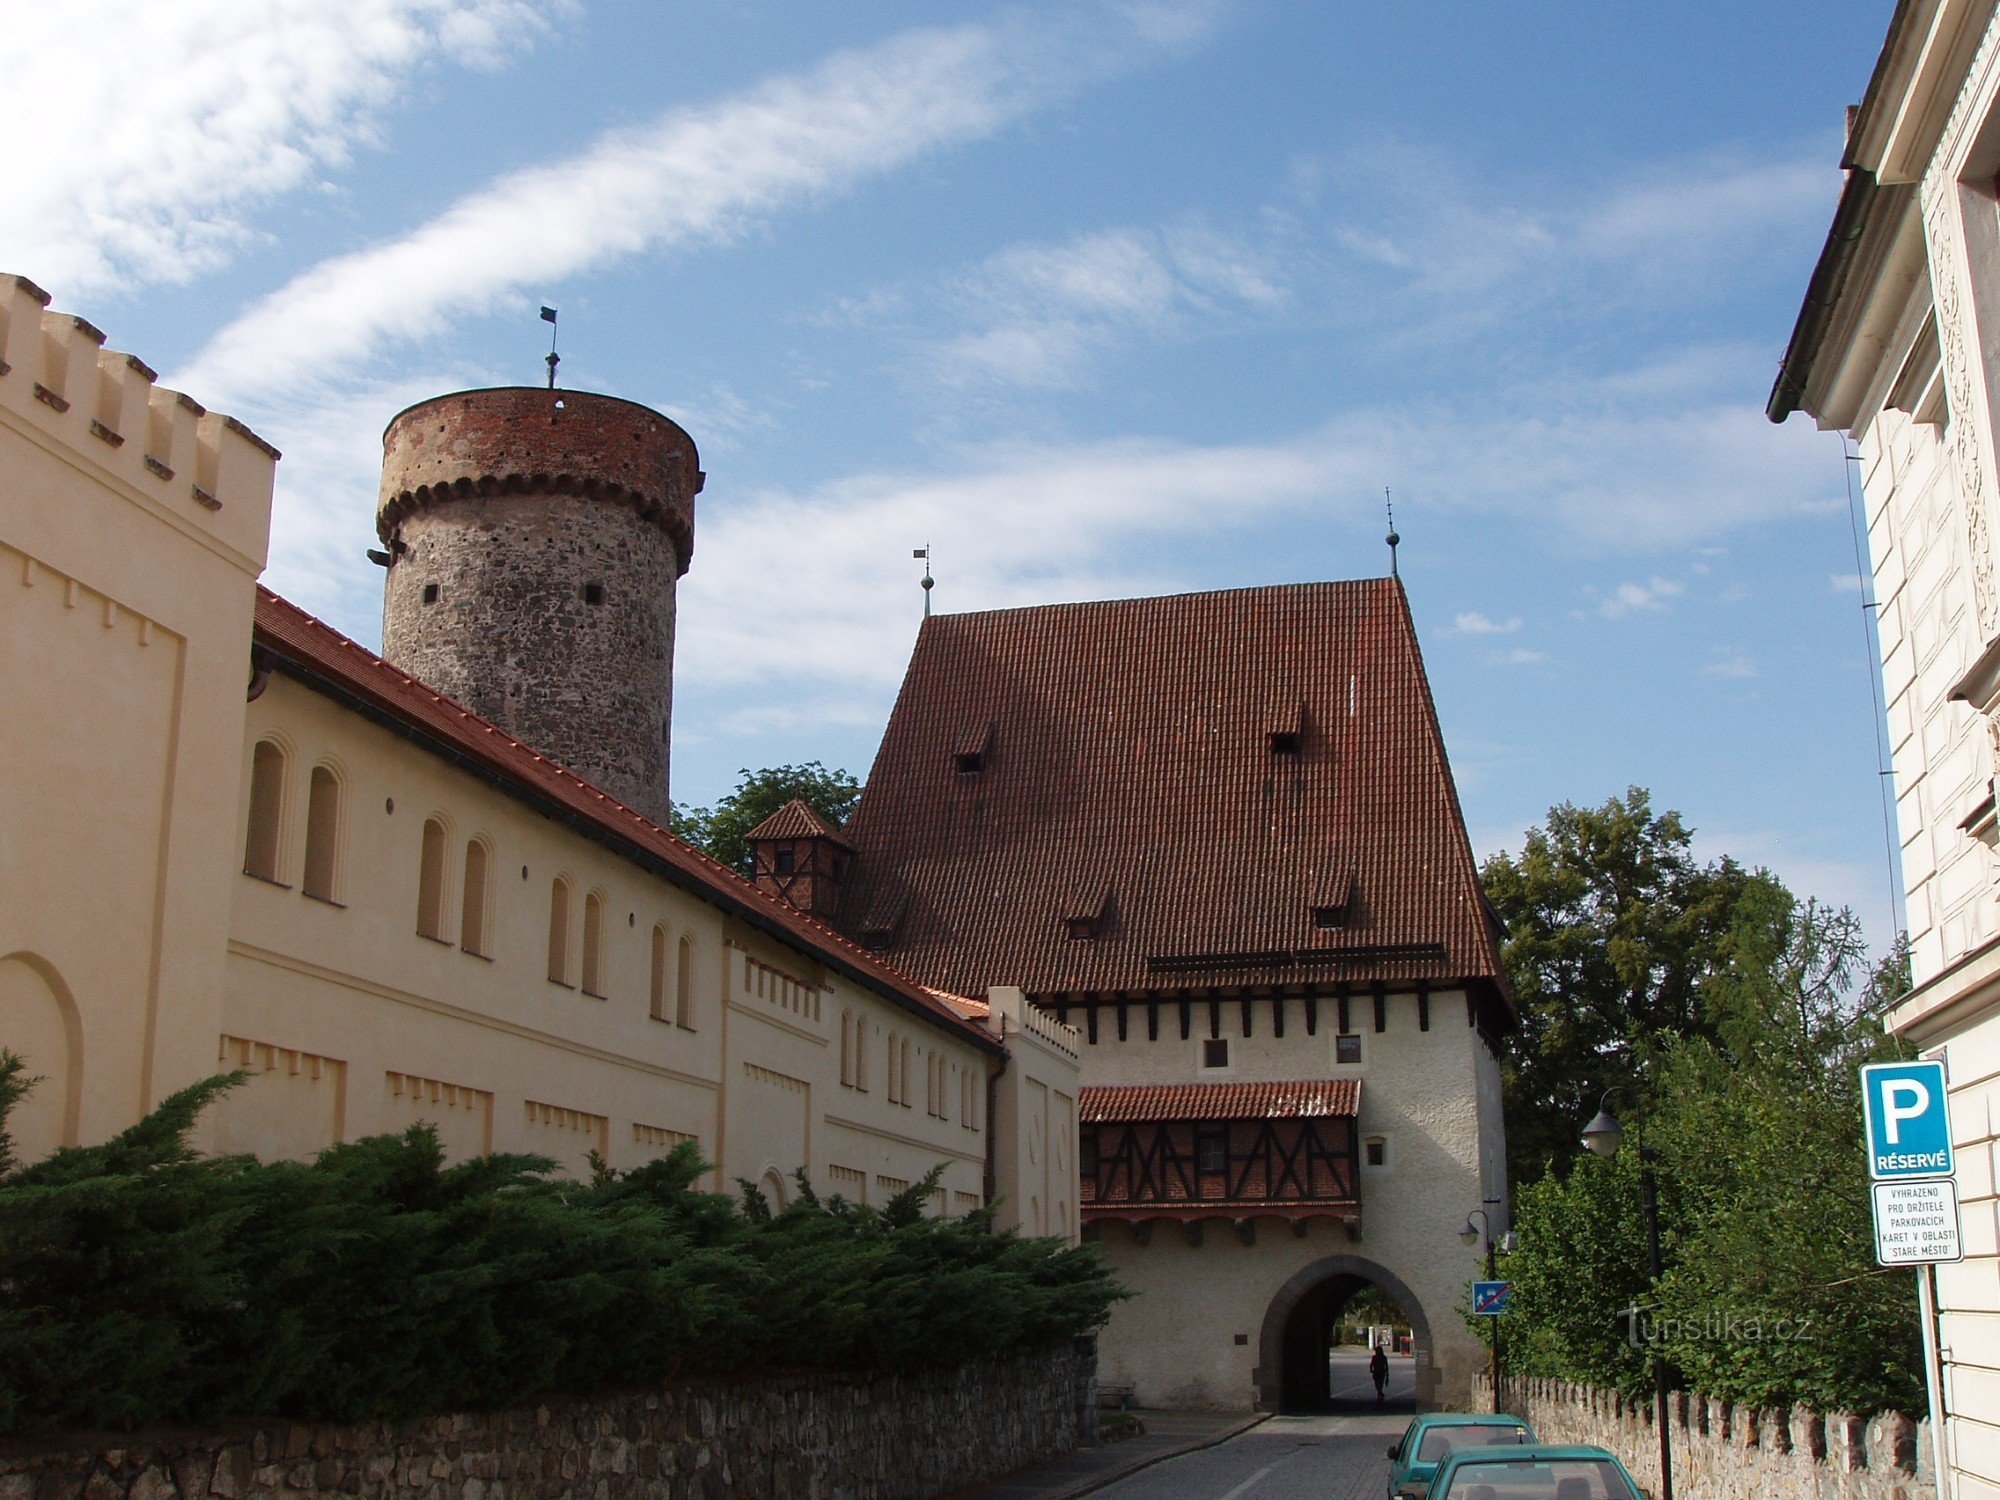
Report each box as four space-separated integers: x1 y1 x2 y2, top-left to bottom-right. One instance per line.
1081 1081 1359 1231
835 579 1512 1410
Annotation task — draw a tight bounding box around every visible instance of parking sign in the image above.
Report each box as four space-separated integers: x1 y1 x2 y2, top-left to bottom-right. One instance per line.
1861 1061 1954 1181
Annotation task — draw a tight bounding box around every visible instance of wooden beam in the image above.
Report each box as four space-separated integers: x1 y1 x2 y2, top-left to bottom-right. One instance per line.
1417 981 1430 1032
1337 988 1351 1035
1147 1000 1159 1042
1372 984 1386 1034
1304 994 1318 1035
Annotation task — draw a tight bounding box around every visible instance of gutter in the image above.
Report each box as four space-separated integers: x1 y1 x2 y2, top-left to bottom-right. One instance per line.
1766 166 1881 422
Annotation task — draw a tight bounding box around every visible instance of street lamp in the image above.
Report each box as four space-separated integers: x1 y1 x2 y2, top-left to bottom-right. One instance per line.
1584 1089 1672 1500
1464 1202 1505 1414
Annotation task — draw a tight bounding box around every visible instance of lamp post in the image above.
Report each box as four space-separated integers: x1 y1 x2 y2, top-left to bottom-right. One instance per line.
1461 1201 1505 1413
1582 1091 1672 1500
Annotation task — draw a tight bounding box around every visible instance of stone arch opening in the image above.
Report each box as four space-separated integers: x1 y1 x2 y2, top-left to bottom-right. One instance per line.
0 952 84 1165
1257 1253 1432 1414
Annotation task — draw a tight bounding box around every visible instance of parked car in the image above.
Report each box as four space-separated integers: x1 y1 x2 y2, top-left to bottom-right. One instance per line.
1384 1413 1535 1498
1423 1442 1646 1499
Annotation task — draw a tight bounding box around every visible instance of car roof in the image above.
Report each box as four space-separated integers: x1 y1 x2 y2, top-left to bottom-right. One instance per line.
1416 1414 1531 1428
1441 1443 1628 1466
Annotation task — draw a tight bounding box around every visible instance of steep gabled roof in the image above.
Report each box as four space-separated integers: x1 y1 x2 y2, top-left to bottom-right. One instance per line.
745 798 852 846
250 589 1000 1055
835 578 1507 1008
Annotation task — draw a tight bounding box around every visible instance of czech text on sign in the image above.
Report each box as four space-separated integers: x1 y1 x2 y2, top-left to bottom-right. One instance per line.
1861 1061 1954 1180
1872 1179 1963 1266
1472 1281 1512 1316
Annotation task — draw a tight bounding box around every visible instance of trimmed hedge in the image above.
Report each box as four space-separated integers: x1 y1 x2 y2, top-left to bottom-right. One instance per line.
0 1059 1123 1437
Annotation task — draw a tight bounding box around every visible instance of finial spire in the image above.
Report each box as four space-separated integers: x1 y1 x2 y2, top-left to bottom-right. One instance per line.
914 545 934 618
1384 487 1400 578
541 306 560 390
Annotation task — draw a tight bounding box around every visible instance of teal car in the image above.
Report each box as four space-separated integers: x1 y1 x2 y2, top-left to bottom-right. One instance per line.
1384 1413 1534 1498
1425 1442 1646 1499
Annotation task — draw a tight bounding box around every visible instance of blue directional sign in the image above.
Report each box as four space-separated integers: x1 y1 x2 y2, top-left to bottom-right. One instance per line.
1472 1281 1512 1316
1862 1060 1954 1181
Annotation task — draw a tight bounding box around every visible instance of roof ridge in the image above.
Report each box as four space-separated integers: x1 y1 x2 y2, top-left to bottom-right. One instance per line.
924 575 1396 626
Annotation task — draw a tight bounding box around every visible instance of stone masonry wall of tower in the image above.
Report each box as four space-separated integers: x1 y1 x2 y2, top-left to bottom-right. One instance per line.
376 387 701 825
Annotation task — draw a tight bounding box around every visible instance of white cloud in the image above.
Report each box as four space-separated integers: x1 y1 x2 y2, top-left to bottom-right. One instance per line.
1454 611 1521 635
1497 648 1548 666
1296 140 1838 342
0 0 560 297
1702 651 1758 679
852 221 1289 390
1597 576 1686 618
178 5 1223 405
1831 571 1867 593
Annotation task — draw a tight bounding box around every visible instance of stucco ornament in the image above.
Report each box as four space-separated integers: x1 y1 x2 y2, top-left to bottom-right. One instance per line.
1925 193 2000 638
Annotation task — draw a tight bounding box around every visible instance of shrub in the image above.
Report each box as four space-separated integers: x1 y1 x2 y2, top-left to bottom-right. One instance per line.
0 1059 1124 1436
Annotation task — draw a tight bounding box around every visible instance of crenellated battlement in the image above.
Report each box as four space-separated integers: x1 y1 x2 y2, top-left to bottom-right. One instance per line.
0 274 278 566
985 986 1081 1059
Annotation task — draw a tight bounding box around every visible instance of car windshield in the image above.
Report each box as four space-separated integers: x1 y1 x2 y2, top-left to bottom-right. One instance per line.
1417 1424 1531 1461
1440 1457 1639 1499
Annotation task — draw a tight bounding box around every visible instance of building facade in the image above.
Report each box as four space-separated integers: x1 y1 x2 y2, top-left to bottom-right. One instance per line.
1771 3 2000 1493
801 585 1512 1409
0 272 1077 1238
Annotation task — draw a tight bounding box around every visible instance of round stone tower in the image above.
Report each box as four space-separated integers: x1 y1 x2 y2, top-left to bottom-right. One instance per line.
376 386 702 825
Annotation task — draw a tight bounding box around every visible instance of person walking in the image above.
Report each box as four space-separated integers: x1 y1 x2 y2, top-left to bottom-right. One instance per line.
1369 1342 1389 1403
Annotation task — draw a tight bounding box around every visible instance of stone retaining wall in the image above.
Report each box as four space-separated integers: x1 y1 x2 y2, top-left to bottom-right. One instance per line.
0 1343 1090 1500
1476 1375 1933 1500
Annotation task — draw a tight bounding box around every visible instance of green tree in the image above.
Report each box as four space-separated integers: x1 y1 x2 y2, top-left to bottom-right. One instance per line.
671 762 861 876
1481 788 1779 1181
1495 893 1922 1414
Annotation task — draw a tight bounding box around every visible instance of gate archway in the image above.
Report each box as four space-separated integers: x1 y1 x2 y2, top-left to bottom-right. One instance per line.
1256 1254 1433 1412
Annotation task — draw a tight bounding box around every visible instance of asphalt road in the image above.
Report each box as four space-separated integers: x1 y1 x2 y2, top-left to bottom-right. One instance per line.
1089 1352 1418 1500
1091 1409 1406 1500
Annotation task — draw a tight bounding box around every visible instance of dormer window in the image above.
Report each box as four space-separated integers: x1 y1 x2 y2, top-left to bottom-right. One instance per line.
952 720 995 776
1311 905 1345 930
861 927 894 952
1065 916 1097 941
773 848 795 874
1268 730 1301 756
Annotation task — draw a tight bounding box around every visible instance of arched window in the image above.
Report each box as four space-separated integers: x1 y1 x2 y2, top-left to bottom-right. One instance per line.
840 1011 854 1086
649 925 669 1020
459 840 489 956
244 740 286 881
547 878 571 984
302 764 340 902
900 1038 912 1108
416 818 447 940
582 891 606 997
885 1031 900 1104
854 1015 869 1092
675 935 694 1027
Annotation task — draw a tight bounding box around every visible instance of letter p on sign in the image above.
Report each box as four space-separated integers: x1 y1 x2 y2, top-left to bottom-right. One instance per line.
1862 1061 1954 1181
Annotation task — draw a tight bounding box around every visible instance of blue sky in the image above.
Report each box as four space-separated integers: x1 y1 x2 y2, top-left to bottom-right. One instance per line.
6 1 1906 949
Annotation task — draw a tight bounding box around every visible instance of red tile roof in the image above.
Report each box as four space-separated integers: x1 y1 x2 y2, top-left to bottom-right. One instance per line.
1080 1078 1360 1123
745 798 852 845
835 579 1508 1009
249 588 1000 1056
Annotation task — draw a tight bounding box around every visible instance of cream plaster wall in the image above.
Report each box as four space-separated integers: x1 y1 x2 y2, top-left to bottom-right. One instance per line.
224 672 994 1206
985 988 1082 1244
1072 987 1500 1409
0 275 1064 1235
0 275 274 1158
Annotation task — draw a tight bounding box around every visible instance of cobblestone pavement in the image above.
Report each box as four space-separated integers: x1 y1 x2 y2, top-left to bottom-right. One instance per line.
1091 1409 1407 1500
